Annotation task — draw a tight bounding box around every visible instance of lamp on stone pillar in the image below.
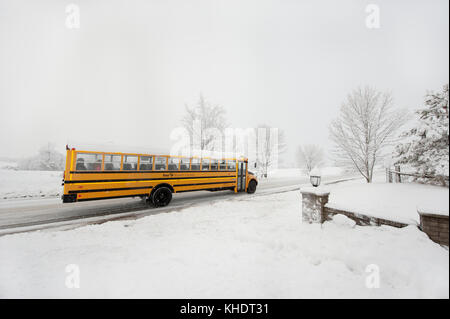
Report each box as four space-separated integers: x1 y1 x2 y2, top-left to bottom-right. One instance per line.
310 175 321 187
309 168 321 187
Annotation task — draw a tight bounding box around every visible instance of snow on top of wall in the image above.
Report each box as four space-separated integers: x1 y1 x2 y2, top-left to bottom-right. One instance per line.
300 186 330 196
327 181 449 225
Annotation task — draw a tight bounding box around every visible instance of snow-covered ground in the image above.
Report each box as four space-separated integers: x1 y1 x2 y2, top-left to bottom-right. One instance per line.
0 190 448 298
326 178 449 225
0 169 62 200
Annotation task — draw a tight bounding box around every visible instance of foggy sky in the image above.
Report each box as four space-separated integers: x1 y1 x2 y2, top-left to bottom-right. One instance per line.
0 0 448 164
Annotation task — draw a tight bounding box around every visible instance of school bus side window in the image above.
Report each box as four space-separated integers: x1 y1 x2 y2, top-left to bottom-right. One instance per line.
210 159 218 171
201 158 210 171
180 158 190 170
76 153 102 171
104 154 121 170
154 157 167 170
123 155 138 171
168 157 180 171
227 160 236 171
139 156 153 170
191 158 200 170
219 159 226 170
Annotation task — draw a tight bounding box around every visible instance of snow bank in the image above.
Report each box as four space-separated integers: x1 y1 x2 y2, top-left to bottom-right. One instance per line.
327 181 449 225
0 161 17 170
0 191 447 298
331 214 356 228
0 169 62 200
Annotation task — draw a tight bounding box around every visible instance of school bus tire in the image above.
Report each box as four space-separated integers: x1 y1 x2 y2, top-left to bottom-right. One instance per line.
247 180 257 194
151 186 173 207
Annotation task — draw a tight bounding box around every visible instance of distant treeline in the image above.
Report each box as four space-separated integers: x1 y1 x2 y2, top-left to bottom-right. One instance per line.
18 144 64 171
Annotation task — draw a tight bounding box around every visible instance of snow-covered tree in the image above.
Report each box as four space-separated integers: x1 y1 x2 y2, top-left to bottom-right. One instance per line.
330 87 408 183
296 144 325 174
181 95 228 153
18 143 65 171
394 84 449 185
254 124 287 178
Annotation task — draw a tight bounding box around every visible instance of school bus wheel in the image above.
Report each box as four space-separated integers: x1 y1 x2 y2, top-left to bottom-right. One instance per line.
151 187 173 207
247 180 257 194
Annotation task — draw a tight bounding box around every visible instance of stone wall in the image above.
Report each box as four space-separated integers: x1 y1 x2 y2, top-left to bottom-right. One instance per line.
324 205 409 228
418 211 449 246
300 187 449 247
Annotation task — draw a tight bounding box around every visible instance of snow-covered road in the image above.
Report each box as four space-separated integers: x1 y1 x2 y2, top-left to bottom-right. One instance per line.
0 174 360 235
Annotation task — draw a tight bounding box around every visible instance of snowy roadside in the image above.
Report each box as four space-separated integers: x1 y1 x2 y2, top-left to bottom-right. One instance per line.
0 190 447 298
0 169 62 200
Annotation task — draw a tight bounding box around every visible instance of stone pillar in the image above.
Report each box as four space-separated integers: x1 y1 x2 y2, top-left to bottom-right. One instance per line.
418 208 449 246
300 187 330 224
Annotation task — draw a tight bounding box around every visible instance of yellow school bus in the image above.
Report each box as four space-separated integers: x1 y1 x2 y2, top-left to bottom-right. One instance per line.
62 147 258 207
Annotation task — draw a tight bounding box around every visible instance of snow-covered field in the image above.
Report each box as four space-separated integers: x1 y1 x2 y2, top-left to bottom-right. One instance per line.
0 169 62 200
0 190 448 298
326 179 449 225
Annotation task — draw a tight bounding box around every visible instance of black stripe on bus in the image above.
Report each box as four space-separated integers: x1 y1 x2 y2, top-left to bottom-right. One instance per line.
64 176 236 184
176 187 234 193
69 186 153 194
75 187 235 201
173 181 236 188
69 170 237 174
69 181 235 194
77 194 149 202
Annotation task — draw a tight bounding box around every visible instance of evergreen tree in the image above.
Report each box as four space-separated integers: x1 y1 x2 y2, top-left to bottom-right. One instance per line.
395 84 449 185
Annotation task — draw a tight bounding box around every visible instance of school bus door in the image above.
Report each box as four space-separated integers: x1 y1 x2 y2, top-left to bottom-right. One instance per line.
237 161 247 192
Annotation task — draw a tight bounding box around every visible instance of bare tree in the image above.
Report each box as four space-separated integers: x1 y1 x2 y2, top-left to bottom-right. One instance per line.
181 95 228 153
329 87 408 183
254 124 287 178
296 144 325 174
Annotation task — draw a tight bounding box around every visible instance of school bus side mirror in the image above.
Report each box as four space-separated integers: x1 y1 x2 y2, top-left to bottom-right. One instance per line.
254 162 257 168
